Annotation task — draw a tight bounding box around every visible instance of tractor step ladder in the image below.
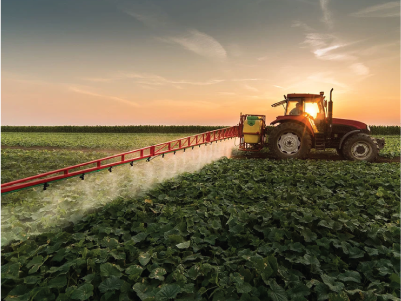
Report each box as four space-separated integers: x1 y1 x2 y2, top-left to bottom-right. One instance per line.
314 133 326 150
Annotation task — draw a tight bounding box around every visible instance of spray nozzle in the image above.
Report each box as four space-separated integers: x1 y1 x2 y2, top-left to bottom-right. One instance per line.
80 173 85 180
43 183 49 190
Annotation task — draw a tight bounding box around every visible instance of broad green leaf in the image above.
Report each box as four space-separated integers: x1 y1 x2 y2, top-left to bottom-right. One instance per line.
24 275 41 285
389 273 401 285
26 256 44 274
286 283 310 299
155 284 181 301
2 263 20 279
133 283 157 301
150 267 167 281
267 279 288 301
125 265 144 279
300 229 317 242
132 232 148 243
138 252 151 266
70 283 94 300
321 274 344 293
100 263 123 277
337 271 361 283
176 241 190 249
98 276 123 293
48 275 67 288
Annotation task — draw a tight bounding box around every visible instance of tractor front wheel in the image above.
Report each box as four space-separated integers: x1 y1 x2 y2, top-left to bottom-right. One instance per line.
268 123 312 159
342 133 378 162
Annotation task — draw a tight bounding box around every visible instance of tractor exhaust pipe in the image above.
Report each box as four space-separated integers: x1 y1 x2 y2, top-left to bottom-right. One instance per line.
328 88 333 134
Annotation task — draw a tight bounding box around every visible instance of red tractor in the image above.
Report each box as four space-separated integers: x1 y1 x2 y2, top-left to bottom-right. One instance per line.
238 89 385 162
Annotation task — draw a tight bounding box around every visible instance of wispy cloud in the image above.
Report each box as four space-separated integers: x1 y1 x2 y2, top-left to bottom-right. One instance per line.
349 63 370 76
69 87 140 107
357 41 399 56
291 21 314 32
319 0 333 29
307 73 348 88
273 85 284 89
81 72 226 88
350 2 400 18
122 4 227 60
162 29 227 59
301 33 357 61
243 84 259 92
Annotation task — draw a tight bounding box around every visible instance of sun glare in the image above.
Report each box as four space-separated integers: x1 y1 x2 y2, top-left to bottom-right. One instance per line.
304 103 319 118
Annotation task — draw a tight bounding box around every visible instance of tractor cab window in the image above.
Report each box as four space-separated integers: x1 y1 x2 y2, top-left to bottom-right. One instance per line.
285 100 303 115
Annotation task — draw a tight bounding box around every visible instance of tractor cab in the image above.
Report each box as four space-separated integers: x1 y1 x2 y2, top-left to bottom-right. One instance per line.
285 93 325 117
285 93 326 131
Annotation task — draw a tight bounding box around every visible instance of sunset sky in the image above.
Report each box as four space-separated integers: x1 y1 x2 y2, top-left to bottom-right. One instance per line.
2 0 400 126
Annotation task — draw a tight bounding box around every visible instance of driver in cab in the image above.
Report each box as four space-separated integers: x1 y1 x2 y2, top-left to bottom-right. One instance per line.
289 103 303 115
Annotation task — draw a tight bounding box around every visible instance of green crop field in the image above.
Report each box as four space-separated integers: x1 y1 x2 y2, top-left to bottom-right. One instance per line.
1 133 199 152
1 131 400 301
1 159 400 301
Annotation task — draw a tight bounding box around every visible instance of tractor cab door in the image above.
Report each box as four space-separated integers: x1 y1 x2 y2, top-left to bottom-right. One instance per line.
304 100 326 132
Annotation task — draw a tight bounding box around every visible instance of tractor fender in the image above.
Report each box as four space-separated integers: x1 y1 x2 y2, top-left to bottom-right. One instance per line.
338 130 360 149
270 117 314 137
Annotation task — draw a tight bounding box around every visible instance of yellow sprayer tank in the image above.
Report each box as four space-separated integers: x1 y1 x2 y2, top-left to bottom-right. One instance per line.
243 116 263 143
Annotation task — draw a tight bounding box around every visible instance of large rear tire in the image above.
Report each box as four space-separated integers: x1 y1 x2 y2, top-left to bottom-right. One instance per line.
268 123 312 159
342 133 378 162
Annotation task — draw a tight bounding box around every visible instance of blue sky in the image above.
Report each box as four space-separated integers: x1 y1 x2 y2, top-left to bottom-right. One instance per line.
2 0 400 125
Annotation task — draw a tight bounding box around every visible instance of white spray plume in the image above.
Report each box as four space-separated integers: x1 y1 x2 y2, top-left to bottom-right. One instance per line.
1 140 234 246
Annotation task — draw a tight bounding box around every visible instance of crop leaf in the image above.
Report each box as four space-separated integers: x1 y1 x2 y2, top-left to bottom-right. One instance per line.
100 263 123 277
176 241 190 249
337 271 361 283
98 276 123 293
133 283 158 301
48 275 67 288
132 232 148 243
70 283 94 300
321 274 344 293
2 263 20 279
138 252 151 266
150 267 167 281
267 279 288 301
389 273 401 285
155 284 181 301
26 256 44 274
125 265 144 280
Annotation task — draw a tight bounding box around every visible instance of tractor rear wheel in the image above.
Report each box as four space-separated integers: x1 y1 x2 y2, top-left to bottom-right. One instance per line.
268 123 312 159
342 133 378 162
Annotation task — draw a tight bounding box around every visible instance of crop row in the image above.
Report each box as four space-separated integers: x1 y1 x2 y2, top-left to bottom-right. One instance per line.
2 158 400 300
1 133 198 152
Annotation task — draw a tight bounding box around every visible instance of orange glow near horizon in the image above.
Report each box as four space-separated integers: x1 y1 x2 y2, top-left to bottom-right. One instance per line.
1 1 400 126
